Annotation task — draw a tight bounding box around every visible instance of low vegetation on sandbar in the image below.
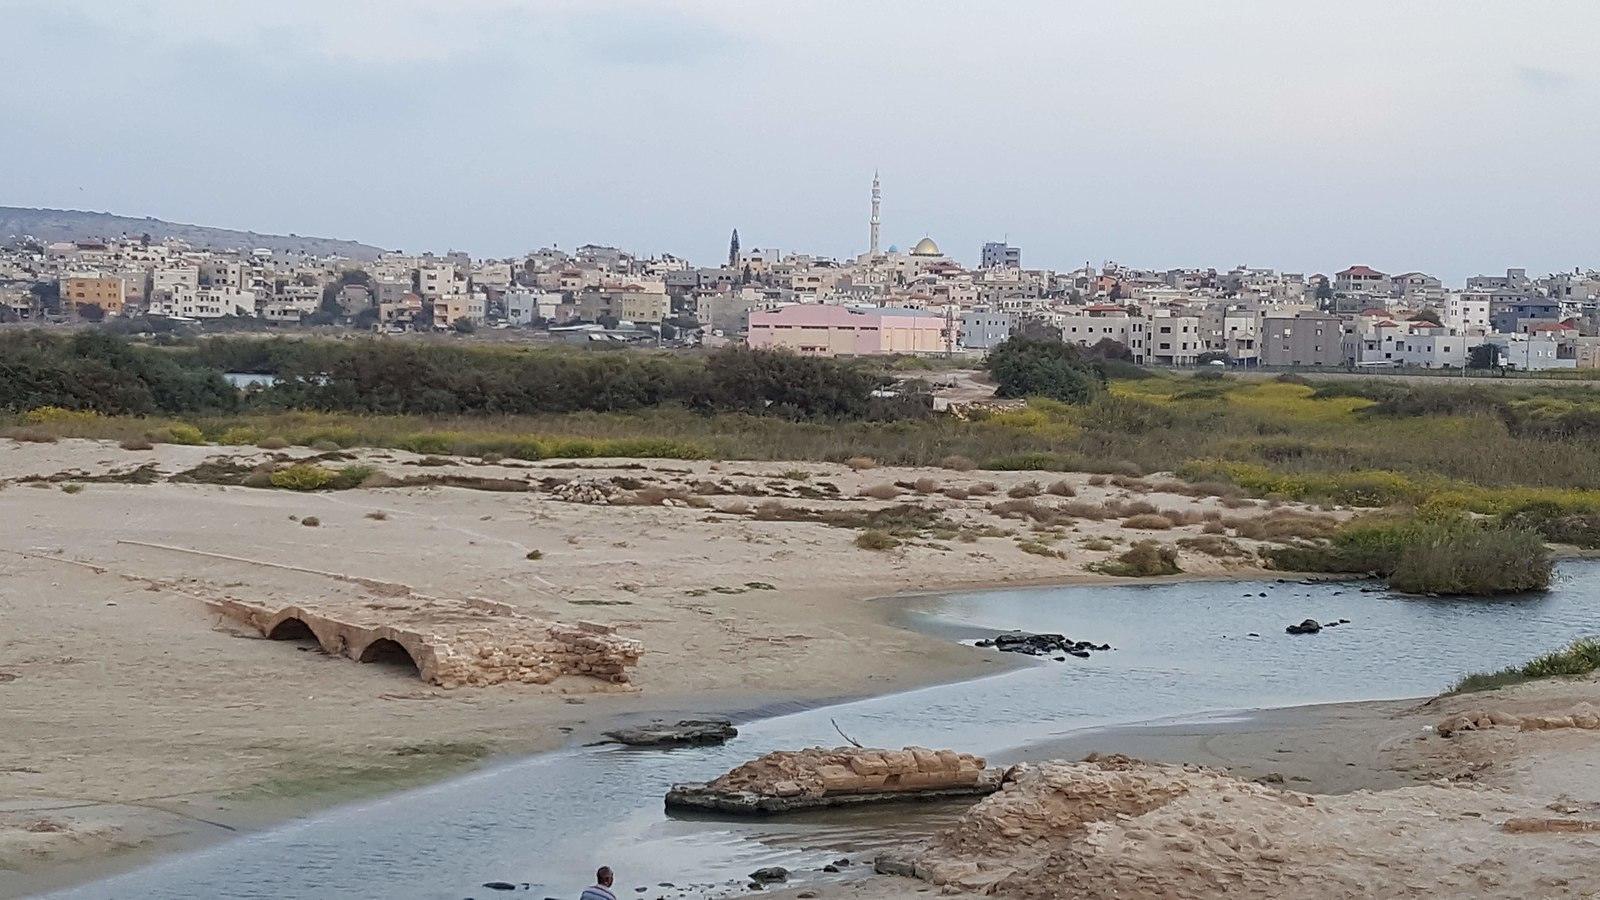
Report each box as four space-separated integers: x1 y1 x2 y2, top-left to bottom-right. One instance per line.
7 332 1600 595
1266 512 1553 595
1451 639 1600 694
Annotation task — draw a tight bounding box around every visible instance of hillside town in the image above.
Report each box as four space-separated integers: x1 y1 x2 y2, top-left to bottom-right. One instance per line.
5 179 1600 371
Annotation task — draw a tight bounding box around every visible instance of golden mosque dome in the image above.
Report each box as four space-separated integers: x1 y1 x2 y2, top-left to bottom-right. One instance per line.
910 237 941 257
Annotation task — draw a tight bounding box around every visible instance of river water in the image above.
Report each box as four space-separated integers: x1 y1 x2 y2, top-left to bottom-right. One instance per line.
54 562 1600 900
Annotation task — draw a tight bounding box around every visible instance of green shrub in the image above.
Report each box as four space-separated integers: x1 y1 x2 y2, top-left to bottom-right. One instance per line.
1017 540 1065 558
986 452 1078 472
399 432 456 455
328 465 376 490
1451 639 1600 694
987 337 1105 404
1177 535 1249 558
1500 501 1600 549
158 423 207 446
292 427 360 448
219 426 263 446
1387 523 1549 595
270 463 336 491
1092 540 1180 577
23 406 101 426
257 436 290 450
854 530 900 551
1266 515 1551 595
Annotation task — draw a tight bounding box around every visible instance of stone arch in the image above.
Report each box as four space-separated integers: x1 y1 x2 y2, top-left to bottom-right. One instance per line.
357 638 420 675
266 617 317 642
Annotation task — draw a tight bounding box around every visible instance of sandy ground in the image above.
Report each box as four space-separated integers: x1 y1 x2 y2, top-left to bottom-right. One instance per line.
0 437 1311 895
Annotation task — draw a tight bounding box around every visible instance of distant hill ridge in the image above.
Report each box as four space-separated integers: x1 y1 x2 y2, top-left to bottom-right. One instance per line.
0 206 387 260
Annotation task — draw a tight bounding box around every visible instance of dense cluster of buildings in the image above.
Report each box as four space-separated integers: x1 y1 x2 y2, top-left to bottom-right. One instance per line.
6 176 1600 370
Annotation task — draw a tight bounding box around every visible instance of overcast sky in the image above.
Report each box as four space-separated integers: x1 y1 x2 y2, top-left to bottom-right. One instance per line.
4 0 1597 280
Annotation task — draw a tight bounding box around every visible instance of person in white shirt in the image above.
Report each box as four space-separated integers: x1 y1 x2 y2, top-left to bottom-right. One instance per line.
579 866 616 900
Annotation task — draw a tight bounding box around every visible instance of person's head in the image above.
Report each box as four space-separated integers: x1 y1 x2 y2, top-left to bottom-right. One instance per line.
596 866 613 887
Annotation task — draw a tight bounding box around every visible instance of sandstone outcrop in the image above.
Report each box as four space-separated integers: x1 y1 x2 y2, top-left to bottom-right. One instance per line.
1435 702 1600 737
881 754 1600 898
665 746 1001 813
210 598 641 689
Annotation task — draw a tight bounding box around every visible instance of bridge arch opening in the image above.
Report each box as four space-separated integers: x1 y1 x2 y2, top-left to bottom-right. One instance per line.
266 618 317 642
357 638 420 675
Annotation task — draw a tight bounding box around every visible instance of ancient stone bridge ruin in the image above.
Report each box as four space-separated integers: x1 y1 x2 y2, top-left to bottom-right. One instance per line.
666 746 1003 813
209 598 642 689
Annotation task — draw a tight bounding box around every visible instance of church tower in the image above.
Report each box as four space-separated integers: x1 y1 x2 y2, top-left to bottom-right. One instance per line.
728 228 740 267
869 171 881 257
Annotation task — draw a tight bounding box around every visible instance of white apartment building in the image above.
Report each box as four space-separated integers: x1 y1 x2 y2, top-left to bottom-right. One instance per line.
1441 292 1490 333
504 288 561 325
1057 305 1147 359
1486 333 1577 371
1347 319 1470 368
1146 312 1203 365
169 286 256 319
1389 325 1469 368
152 265 200 295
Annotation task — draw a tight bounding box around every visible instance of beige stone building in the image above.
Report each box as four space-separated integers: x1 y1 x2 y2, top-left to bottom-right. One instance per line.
62 274 126 316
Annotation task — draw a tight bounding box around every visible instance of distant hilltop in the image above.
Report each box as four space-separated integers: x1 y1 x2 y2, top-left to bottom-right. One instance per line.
0 206 387 260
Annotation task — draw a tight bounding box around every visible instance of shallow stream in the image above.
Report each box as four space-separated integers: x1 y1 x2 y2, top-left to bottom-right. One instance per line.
57 561 1600 899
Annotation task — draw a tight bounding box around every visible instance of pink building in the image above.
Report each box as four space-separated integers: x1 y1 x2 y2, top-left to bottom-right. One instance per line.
746 305 948 356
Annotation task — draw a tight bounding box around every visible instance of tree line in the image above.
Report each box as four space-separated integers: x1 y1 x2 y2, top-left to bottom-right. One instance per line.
0 332 907 421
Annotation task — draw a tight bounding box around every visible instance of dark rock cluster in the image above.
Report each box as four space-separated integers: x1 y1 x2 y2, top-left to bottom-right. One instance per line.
974 631 1112 660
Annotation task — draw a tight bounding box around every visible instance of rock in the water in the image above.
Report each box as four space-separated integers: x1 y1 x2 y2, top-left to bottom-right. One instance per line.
603 717 737 747
1285 619 1322 635
749 866 789 884
482 882 516 891
981 631 1111 660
